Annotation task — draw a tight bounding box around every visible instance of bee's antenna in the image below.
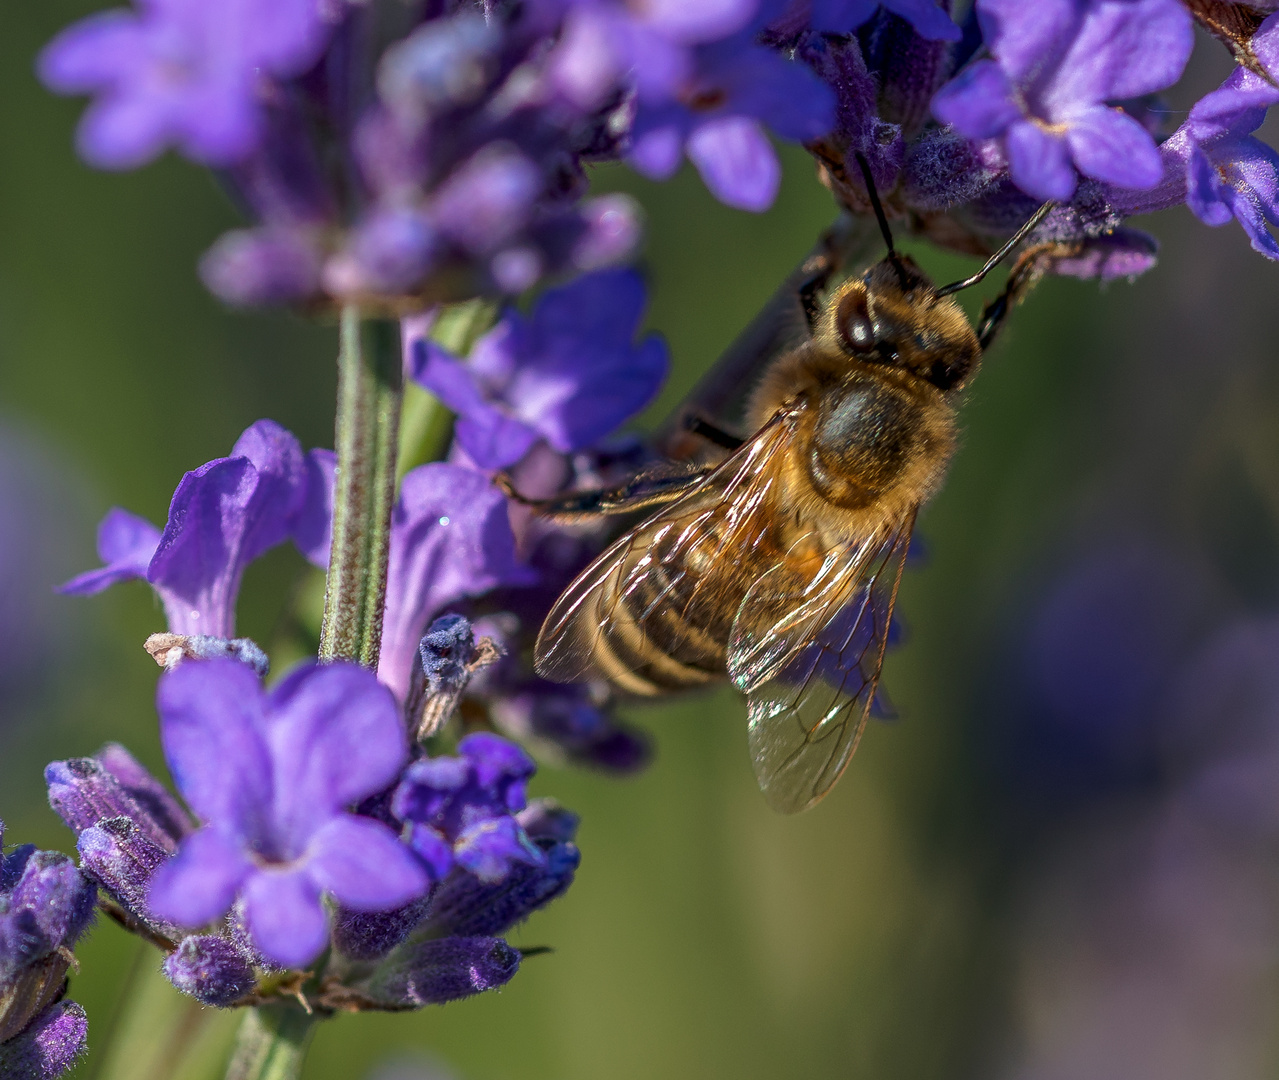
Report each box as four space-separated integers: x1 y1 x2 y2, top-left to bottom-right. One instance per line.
853 153 896 256
935 201 1057 297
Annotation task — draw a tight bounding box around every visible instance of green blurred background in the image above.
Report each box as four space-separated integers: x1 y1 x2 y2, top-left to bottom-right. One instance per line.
5 5 1279 1079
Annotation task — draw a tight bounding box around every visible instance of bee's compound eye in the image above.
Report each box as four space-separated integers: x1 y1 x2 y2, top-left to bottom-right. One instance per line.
836 290 876 354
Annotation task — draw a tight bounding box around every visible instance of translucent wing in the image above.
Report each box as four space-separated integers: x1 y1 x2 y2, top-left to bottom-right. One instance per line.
533 415 796 693
730 515 914 814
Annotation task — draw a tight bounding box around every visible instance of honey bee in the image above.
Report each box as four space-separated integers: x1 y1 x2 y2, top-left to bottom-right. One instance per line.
502 175 1054 813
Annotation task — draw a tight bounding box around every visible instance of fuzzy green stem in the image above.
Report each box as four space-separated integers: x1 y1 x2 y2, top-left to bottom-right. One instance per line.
318 307 404 667
223 1005 316 1080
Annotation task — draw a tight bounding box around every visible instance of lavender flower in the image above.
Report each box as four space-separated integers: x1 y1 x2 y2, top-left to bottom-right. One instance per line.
146 659 428 969
628 33 836 211
931 0 1194 201
38 0 335 169
377 463 534 702
412 270 668 470
60 420 332 638
392 733 544 885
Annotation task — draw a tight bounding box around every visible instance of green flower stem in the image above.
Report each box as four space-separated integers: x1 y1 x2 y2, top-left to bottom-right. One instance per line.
318 307 404 667
223 1004 316 1080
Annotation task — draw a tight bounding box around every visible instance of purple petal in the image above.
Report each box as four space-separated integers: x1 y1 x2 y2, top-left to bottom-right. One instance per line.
454 817 544 883
1065 105 1163 190
199 227 323 307
931 59 1021 139
38 12 142 92
148 421 306 636
628 124 685 180
431 144 542 255
147 826 251 928
58 508 160 595
379 464 533 701
977 0 1082 85
881 0 962 41
1045 0 1193 107
549 9 630 110
241 867 329 969
265 662 407 839
1187 144 1236 226
640 0 756 43
686 115 780 212
156 658 273 835
1005 119 1077 202
306 814 428 911
291 449 335 569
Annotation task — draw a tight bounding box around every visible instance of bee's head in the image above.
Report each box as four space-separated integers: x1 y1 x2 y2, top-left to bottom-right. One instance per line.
824 254 981 393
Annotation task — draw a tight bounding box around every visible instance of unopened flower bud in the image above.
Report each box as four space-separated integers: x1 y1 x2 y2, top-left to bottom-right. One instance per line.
162 935 256 1007
0 1000 88 1080
358 936 520 1007
77 818 180 944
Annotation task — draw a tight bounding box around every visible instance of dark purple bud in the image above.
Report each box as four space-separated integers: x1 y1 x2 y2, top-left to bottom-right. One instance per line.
9 853 95 956
359 936 520 1007
378 14 500 118
0 1000 88 1079
162 935 256 1007
517 799 580 844
143 633 270 677
199 228 323 307
423 835 579 938
331 895 433 962
1041 229 1160 282
77 818 181 944
95 744 192 848
46 755 181 854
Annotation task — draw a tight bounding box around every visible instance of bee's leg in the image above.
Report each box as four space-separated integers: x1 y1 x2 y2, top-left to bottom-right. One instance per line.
977 240 1082 352
495 465 713 520
685 415 745 452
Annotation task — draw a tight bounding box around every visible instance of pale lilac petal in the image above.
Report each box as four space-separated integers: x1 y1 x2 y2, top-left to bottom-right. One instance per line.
1006 119 1077 202
147 827 251 927
156 658 272 834
1065 106 1163 190
76 92 176 170
241 867 329 968
453 412 540 470
977 0 1082 85
265 662 407 840
38 13 143 92
228 420 308 562
931 59 1021 139
641 0 755 43
686 115 780 212
306 815 428 911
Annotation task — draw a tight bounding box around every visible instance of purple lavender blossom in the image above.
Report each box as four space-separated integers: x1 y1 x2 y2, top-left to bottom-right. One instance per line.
60 420 332 637
391 733 545 885
931 0 1194 202
628 34 836 210
357 936 521 1007
162 934 256 1006
146 659 428 969
0 1001 88 1080
378 464 534 702
38 0 335 170
412 270 668 471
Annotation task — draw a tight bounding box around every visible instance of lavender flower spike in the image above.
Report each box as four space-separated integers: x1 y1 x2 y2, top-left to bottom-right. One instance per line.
931 0 1194 202
412 270 668 472
0 1001 88 1080
147 659 429 969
